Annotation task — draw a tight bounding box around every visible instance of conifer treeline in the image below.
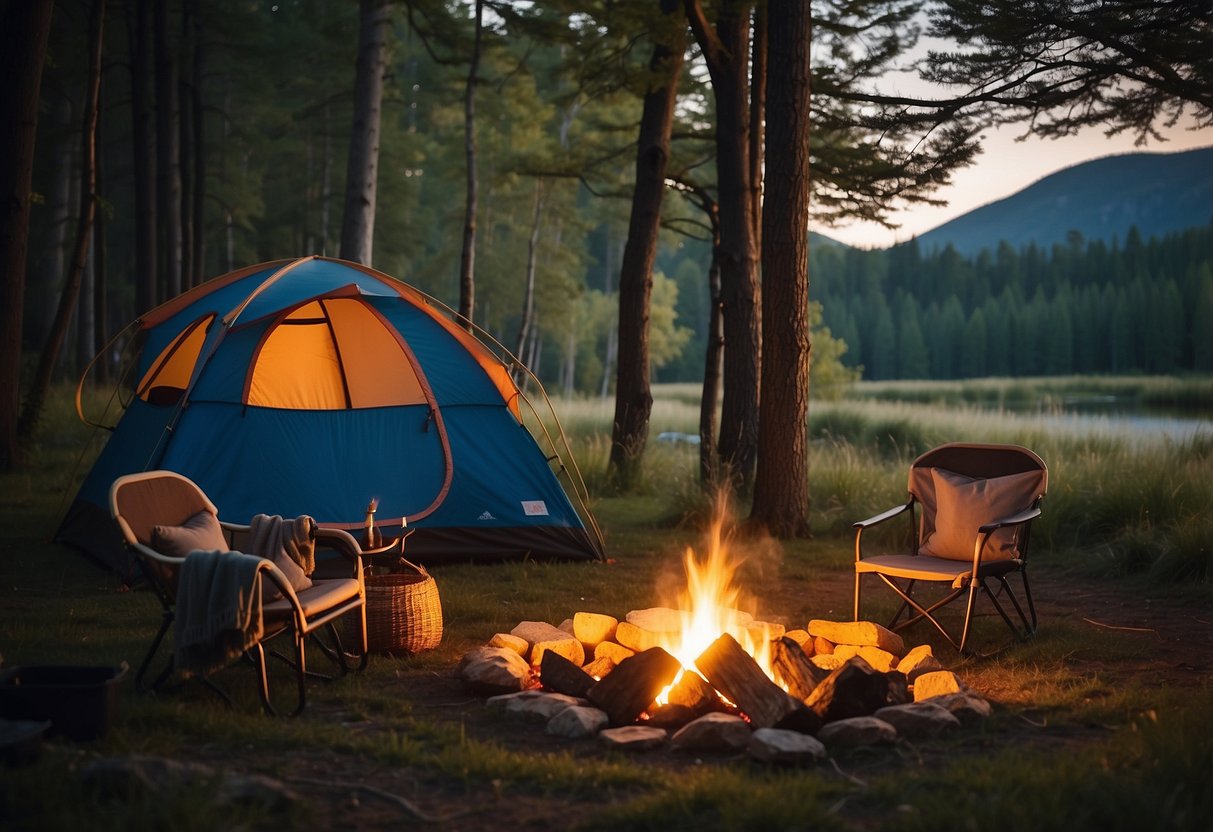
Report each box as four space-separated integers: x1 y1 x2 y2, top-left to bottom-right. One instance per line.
812 224 1213 380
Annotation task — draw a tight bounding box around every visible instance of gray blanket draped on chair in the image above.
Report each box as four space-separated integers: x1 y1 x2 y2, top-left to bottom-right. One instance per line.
249 513 316 587
174 550 266 676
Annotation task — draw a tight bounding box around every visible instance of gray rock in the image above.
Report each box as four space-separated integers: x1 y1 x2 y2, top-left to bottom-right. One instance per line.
487 633 528 655
459 646 533 695
670 712 751 753
216 773 301 811
896 644 943 682
748 728 827 765
81 756 299 811
546 705 609 738
816 716 898 748
912 670 970 702
873 702 961 738
510 620 585 667
598 725 668 751
807 620 904 656
487 690 584 721
932 692 993 723
81 755 217 800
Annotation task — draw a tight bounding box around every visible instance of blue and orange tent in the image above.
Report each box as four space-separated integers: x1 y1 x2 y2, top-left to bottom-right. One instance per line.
59 256 604 579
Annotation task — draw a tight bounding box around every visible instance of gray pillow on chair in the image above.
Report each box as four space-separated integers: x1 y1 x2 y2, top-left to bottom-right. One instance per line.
921 468 1041 562
151 510 229 557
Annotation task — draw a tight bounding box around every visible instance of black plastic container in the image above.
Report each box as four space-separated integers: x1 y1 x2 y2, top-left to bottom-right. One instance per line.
0 663 128 741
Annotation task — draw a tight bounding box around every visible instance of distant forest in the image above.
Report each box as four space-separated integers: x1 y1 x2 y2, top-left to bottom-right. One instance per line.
15 2 1212 398
809 224 1213 382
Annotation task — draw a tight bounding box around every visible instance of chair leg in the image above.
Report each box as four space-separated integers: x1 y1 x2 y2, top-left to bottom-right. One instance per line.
1020 569 1038 634
136 611 174 692
985 574 1036 640
887 580 916 629
876 574 965 650
957 578 982 654
853 571 862 621
290 629 308 717
252 643 274 716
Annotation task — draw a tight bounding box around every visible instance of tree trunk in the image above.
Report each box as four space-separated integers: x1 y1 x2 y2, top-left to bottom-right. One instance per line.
699 245 723 485
599 234 622 400
190 1 206 282
32 99 75 349
131 0 156 313
458 0 483 330
94 168 109 384
154 0 182 299
609 0 686 487
18 0 106 447
77 227 95 377
562 328 576 397
749 5 766 247
178 13 193 290
750 0 811 538
514 177 545 371
340 0 390 266
320 101 333 254
0 0 55 468
685 0 761 490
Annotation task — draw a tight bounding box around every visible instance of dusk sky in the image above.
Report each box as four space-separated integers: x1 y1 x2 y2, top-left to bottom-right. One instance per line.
825 117 1212 249
817 18 1211 251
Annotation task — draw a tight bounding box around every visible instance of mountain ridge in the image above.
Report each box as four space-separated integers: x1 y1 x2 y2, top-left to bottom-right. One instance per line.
908 146 1213 256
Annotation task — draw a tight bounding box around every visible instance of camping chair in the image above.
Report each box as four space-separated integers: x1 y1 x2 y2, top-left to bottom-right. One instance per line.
110 470 369 715
853 443 1047 654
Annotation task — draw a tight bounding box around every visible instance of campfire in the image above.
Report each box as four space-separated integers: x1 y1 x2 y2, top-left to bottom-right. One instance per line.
458 519 990 758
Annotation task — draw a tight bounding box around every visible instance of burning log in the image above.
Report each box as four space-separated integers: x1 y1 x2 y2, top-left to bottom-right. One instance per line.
694 633 800 729
805 656 904 723
582 656 616 680
771 636 830 702
587 647 682 726
539 650 596 699
667 670 720 714
646 703 699 731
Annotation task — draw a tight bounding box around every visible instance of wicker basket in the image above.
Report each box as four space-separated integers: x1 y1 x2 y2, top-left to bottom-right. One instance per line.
356 560 442 654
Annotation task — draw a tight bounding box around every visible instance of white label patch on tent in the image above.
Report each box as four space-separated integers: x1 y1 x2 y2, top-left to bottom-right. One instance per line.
521 500 549 516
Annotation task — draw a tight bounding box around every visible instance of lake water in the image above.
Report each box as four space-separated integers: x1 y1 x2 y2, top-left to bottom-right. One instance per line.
1003 395 1211 442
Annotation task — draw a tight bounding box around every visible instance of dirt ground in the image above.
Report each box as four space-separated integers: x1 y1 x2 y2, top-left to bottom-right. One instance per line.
207 566 1213 830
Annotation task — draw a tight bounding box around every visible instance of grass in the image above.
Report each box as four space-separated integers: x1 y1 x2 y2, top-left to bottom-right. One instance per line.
2 379 1212 829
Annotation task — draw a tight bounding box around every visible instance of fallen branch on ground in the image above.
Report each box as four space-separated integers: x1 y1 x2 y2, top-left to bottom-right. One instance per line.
1081 617 1157 633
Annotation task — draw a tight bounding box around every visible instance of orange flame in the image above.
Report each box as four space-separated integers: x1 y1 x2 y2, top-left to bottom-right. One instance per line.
654 511 780 705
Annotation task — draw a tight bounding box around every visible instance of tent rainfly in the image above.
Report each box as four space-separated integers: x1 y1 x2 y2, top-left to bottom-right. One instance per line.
59 256 604 580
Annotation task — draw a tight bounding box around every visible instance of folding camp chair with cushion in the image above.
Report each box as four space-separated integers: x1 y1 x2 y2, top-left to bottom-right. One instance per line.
853 443 1047 654
110 470 369 715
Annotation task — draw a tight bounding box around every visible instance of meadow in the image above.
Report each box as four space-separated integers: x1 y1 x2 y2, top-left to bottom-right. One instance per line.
1 378 1211 830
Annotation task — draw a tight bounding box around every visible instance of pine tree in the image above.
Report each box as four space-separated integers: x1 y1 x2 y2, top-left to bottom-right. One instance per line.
1192 267 1213 371
960 308 987 378
896 296 929 378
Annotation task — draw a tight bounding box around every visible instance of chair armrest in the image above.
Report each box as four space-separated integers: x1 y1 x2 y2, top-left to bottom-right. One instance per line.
259 559 302 606
315 526 365 579
315 526 362 558
853 500 914 530
854 499 915 563
220 520 252 551
130 539 186 565
971 506 1042 568
978 506 1041 535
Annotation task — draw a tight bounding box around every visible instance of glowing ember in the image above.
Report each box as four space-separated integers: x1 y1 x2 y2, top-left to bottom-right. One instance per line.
655 513 781 705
